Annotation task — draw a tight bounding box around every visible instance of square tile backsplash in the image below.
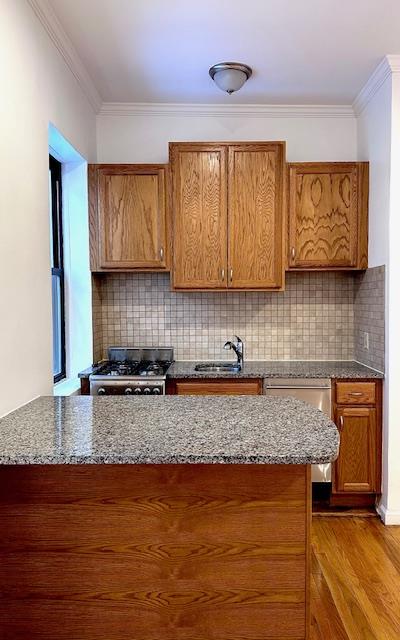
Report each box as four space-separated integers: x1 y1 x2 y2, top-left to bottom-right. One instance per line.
354 266 385 372
93 271 359 363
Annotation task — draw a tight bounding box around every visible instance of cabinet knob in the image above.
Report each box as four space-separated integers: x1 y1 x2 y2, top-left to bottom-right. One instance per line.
160 247 164 260
221 268 225 281
291 247 296 260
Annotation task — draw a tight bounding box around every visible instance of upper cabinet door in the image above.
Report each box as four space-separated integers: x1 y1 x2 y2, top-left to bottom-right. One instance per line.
89 164 168 271
288 162 368 270
228 143 285 289
170 143 228 289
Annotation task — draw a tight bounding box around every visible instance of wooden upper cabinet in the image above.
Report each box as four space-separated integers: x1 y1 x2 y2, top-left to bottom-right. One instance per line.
287 162 368 270
89 164 169 271
170 144 228 289
228 143 285 289
170 142 285 290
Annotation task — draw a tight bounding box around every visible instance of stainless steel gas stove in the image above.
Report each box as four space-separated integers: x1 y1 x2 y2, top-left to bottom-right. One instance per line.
89 347 174 396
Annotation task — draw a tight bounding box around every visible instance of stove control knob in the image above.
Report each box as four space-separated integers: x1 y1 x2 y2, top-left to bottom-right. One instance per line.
97 388 106 395
143 388 151 395
124 388 133 395
153 388 161 395
134 388 142 394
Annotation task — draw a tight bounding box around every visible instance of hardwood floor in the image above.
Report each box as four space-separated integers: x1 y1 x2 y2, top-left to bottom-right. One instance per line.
311 516 400 639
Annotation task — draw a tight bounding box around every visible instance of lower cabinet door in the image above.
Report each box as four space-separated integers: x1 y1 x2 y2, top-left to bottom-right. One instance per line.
333 406 377 493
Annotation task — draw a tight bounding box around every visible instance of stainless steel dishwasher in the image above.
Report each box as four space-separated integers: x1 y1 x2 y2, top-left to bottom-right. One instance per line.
264 378 332 482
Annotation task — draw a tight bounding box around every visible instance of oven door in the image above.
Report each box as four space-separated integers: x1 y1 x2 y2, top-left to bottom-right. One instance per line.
90 379 165 396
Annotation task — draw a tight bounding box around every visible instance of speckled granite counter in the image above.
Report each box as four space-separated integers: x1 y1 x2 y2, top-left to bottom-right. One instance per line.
167 360 384 379
0 395 339 465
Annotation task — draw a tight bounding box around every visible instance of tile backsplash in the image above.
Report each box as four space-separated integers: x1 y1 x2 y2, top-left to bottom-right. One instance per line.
93 271 358 363
354 266 385 372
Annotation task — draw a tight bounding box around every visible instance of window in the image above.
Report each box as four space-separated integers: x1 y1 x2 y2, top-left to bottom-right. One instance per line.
49 155 66 383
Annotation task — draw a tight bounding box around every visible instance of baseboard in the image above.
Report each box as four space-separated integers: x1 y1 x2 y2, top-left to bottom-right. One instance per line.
376 503 400 525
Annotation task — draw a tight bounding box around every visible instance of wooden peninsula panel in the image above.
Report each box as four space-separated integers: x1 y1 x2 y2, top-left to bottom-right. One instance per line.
0 464 311 640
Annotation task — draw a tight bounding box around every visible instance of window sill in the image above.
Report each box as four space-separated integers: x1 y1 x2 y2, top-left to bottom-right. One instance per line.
53 377 81 396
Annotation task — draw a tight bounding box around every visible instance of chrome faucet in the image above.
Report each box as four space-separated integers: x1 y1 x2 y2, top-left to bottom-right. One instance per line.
224 335 244 367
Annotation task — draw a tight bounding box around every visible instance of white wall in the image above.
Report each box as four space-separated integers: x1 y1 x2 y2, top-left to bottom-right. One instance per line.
357 67 400 523
386 72 400 522
97 111 357 163
0 0 96 417
357 78 392 267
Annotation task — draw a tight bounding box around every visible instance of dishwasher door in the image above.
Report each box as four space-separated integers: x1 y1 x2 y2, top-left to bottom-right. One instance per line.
264 378 332 482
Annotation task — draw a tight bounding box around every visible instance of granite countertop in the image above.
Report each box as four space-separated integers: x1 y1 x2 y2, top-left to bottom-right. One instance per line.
0 396 339 466
167 360 384 379
79 360 384 380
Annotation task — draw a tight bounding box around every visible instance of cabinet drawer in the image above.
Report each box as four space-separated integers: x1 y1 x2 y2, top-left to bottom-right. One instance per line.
170 379 262 395
336 382 376 405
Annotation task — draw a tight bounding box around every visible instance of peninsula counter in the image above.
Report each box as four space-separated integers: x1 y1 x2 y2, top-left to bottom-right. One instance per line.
0 396 339 640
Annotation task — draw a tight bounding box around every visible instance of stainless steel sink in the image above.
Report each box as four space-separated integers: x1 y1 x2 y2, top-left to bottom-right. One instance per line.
194 362 242 373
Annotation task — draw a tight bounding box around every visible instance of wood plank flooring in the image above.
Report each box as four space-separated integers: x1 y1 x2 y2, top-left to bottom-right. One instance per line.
311 516 400 639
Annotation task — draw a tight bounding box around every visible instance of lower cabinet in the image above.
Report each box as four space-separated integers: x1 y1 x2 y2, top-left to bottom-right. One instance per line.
331 380 382 507
166 378 262 395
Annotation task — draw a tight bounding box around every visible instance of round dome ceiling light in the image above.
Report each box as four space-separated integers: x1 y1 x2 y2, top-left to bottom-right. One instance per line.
209 62 252 94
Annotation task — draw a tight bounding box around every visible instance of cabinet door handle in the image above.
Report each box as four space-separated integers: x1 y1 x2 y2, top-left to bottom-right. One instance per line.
339 415 344 430
160 247 164 261
221 268 225 281
291 247 296 260
230 268 233 282
349 392 363 396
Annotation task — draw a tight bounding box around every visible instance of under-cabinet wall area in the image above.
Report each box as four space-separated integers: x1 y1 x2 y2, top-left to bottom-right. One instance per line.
92 268 385 369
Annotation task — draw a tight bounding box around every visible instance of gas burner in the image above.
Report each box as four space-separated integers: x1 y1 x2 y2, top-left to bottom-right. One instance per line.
139 362 168 376
95 361 140 377
89 347 174 397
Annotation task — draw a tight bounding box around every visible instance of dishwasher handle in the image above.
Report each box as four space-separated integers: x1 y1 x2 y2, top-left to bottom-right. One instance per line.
265 386 331 390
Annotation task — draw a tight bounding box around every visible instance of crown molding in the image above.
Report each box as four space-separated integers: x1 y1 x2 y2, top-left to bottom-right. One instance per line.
386 54 400 73
98 102 354 118
353 55 400 116
26 0 102 113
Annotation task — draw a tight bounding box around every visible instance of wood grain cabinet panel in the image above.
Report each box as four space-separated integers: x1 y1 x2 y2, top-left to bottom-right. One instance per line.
0 464 310 640
89 164 169 271
336 381 376 405
288 162 368 270
333 406 377 493
170 143 228 289
167 378 262 395
170 141 285 291
228 143 285 289
331 379 382 506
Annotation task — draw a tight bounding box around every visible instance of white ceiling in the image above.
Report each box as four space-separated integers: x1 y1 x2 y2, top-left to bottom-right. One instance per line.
49 0 400 104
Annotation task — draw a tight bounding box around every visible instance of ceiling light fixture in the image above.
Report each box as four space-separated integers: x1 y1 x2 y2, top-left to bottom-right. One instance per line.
209 62 252 94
